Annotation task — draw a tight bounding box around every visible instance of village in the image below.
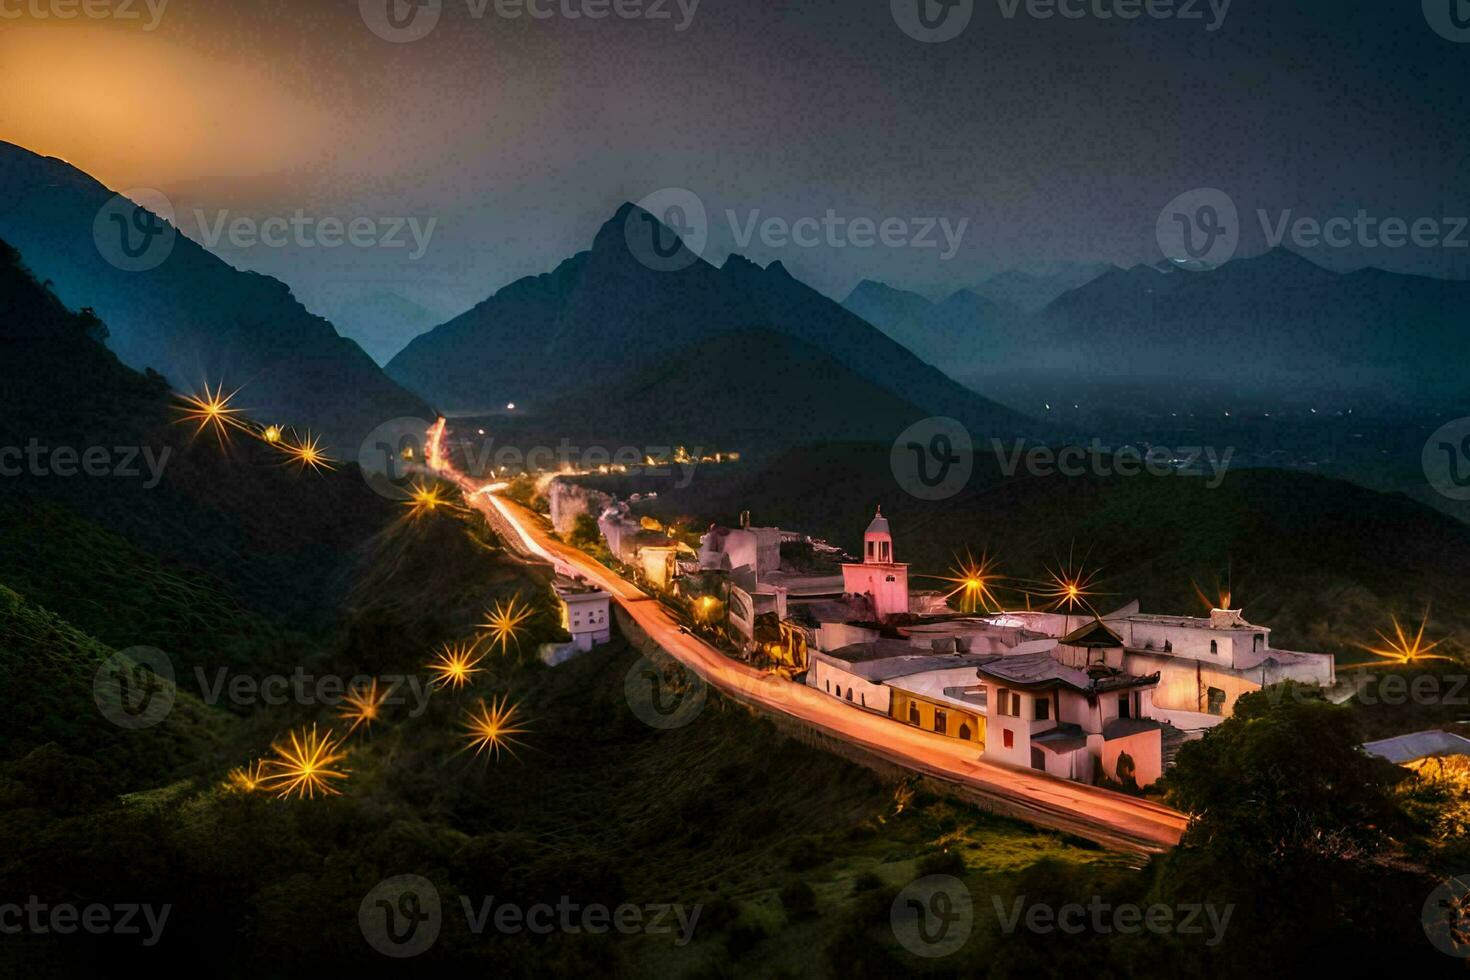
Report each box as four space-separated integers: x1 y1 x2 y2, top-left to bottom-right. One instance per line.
538 480 1347 790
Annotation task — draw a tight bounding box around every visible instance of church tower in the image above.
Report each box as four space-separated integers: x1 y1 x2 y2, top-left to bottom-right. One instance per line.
863 506 894 564
843 506 910 621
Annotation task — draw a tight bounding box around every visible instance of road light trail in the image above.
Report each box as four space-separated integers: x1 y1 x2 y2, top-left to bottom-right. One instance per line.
456 476 1187 853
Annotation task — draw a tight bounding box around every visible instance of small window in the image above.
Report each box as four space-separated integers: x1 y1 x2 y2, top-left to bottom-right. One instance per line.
1210 640 1218 654
860 693 866 707
845 689 853 702
908 702 921 725
1118 694 1131 720
934 709 948 734
825 680 830 693
1003 729 1014 749
1207 686 1226 716
958 723 972 741
1034 698 1050 721
1164 640 1173 653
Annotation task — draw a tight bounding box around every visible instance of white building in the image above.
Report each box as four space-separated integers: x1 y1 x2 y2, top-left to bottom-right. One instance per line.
554 579 611 652
974 650 1164 786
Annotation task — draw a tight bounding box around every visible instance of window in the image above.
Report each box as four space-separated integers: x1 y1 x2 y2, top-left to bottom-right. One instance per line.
845 689 853 702
1207 686 1226 716
1164 640 1173 653
958 723 971 741
1002 729 1014 749
908 702 921 725
860 693 866 707
997 688 1015 717
1034 698 1050 721
866 541 875 559
825 679 830 693
1031 748 1045 771
934 709 948 734
1253 634 1263 651
1118 694 1131 720
1210 640 1218 654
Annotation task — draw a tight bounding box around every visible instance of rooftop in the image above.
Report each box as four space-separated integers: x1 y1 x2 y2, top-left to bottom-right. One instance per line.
975 651 1158 695
1363 729 1470 765
817 640 1001 683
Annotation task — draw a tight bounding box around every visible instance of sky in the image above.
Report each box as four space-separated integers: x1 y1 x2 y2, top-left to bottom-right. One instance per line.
1 0 1467 354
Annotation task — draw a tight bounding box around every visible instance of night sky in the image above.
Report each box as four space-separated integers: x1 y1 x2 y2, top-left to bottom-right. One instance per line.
2 0 1466 324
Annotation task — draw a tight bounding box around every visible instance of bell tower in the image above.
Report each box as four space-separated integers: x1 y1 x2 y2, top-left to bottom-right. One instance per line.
863 506 893 564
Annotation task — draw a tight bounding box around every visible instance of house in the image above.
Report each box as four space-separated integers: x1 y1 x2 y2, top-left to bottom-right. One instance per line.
974 651 1164 786
554 579 612 652
990 603 1336 728
839 507 910 622
807 637 998 728
699 514 784 582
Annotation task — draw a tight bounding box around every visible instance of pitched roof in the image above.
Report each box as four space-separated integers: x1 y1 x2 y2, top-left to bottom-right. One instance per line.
865 507 890 536
1060 618 1125 648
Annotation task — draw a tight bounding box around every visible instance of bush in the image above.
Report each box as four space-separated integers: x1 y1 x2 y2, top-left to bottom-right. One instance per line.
779 879 817 921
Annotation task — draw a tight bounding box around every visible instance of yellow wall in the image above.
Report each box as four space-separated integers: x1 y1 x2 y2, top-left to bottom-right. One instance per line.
890 691 984 745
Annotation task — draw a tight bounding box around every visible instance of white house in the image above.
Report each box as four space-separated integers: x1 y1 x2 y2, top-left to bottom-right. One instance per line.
974 649 1165 786
554 579 611 652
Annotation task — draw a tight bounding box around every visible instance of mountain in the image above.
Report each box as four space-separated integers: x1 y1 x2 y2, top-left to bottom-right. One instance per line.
970 262 1111 313
328 288 445 365
534 327 933 448
1033 249 1470 398
0 141 432 452
387 203 1029 441
843 280 1023 368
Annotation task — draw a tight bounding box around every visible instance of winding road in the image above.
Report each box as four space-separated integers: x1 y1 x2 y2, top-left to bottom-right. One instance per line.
460 481 1188 854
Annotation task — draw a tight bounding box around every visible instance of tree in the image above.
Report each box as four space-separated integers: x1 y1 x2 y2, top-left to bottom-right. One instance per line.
569 513 602 550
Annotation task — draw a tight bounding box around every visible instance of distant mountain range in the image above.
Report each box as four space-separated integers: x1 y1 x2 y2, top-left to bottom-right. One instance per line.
388 203 1030 446
847 250 1470 404
0 142 431 452
328 288 446 366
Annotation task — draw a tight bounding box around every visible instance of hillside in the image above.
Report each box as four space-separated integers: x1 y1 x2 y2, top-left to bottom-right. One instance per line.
0 141 432 452
387 203 1030 441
